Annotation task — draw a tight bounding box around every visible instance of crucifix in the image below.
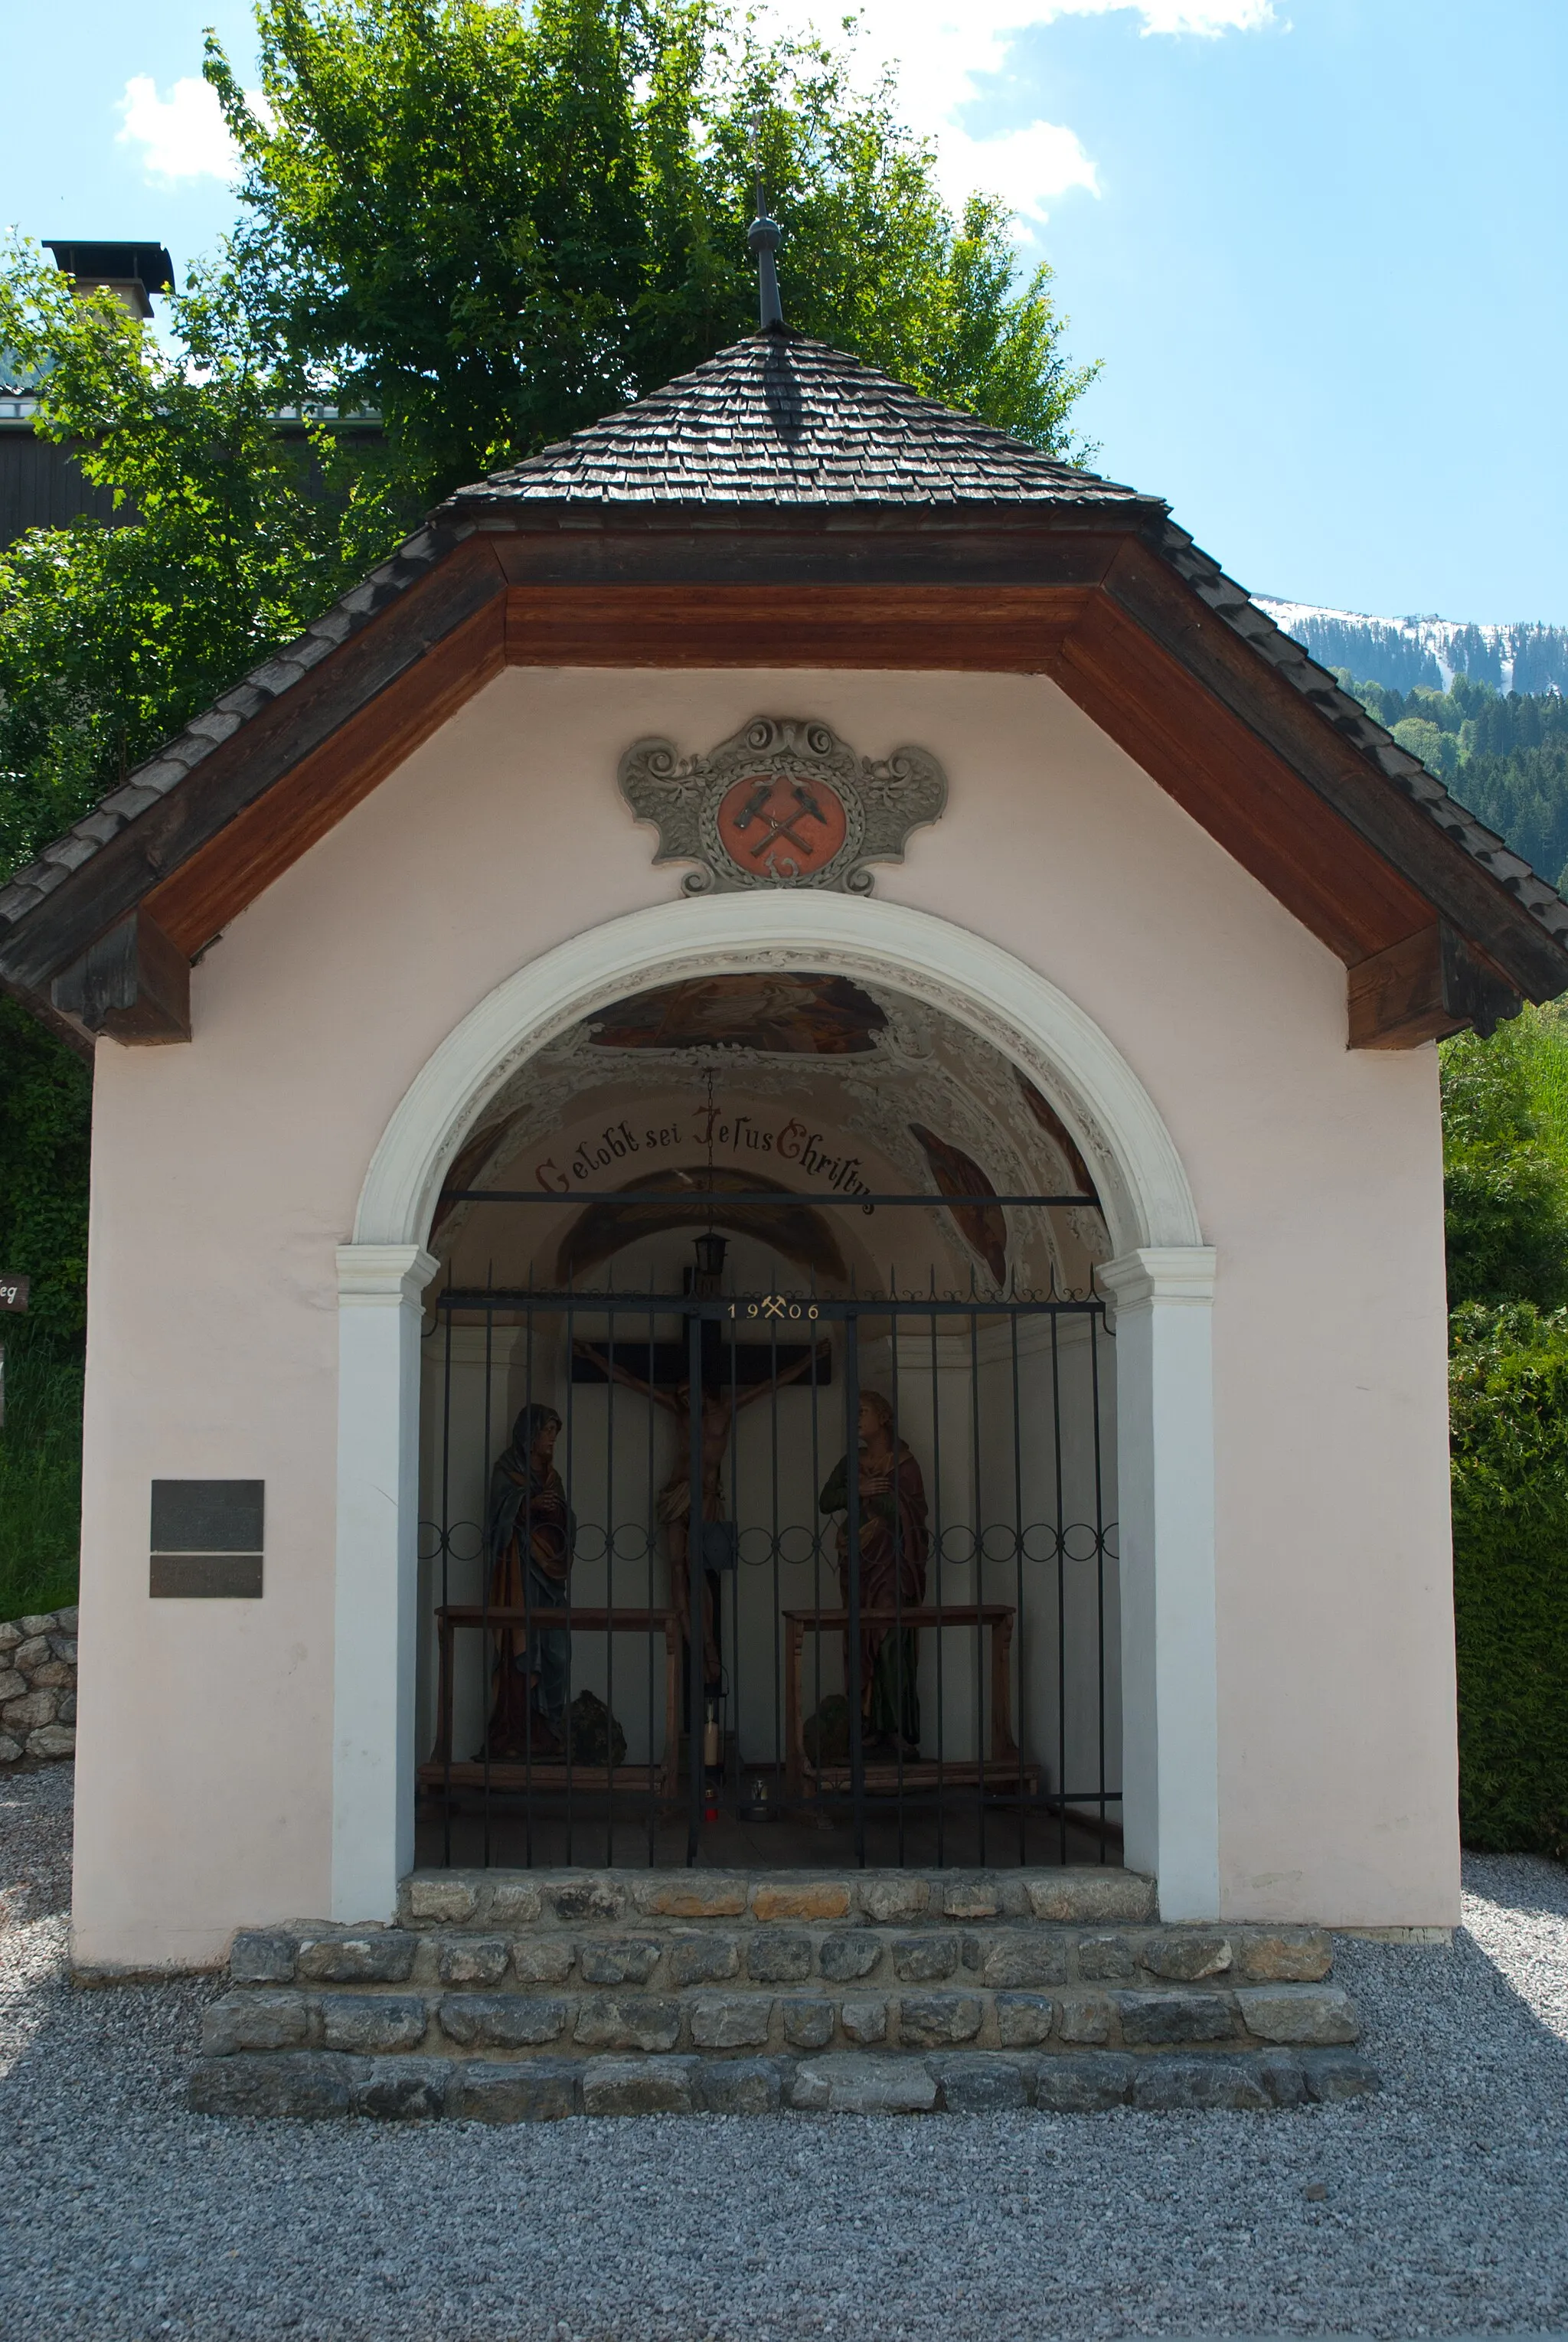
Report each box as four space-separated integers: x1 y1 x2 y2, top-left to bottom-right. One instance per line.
572 1235 829 1686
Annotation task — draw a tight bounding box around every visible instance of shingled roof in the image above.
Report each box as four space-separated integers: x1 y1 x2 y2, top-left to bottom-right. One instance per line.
1155 520 1568 949
442 331 1152 513
2 325 1566 1051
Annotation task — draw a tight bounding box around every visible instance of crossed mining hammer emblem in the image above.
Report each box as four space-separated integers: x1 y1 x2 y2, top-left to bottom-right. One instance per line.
717 773 848 881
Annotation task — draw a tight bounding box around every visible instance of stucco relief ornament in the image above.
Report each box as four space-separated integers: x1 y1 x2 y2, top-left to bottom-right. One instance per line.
618 717 947 895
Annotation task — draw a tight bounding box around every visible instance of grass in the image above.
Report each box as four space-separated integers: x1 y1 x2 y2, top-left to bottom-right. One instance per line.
0 1333 82 1622
1528 1002 1568 1139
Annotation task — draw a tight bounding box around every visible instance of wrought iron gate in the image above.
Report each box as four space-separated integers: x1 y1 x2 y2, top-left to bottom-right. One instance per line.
416 1237 1119 1873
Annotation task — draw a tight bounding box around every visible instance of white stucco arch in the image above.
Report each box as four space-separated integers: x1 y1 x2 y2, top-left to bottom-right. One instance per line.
332 896 1218 1926
353 893 1204 1261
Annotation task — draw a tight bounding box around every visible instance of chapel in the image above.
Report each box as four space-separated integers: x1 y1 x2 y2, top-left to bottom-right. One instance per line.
5 250 1566 2073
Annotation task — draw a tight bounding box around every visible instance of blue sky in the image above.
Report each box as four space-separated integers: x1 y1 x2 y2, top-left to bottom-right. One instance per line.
3 0 1565 624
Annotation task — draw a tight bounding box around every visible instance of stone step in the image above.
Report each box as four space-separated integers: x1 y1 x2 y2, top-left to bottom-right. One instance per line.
189 2042 1380 2122
201 1967 1360 2063
227 1918 1335 1997
397 1866 1160 1932
193 1870 1377 2122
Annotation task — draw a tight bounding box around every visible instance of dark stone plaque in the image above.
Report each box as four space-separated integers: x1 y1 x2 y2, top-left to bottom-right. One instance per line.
149 1553 264 1599
150 1478 264 1553
149 1479 264 1598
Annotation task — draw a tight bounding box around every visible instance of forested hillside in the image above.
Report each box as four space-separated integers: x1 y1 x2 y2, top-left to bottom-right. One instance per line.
1339 671 1568 896
1263 597 1568 697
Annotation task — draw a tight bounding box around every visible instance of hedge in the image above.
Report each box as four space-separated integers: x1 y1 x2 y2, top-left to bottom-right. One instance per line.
0 995 90 1615
1450 1301 1568 1858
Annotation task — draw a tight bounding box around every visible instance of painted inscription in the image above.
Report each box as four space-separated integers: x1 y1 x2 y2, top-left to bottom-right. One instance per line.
534 1104 875 1210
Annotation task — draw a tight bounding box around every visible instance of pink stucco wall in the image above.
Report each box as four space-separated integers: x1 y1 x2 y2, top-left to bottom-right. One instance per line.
71 666 1458 1965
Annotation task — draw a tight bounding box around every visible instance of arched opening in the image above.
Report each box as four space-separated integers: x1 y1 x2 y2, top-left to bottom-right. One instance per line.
413 965 1121 1870
333 894 1216 1919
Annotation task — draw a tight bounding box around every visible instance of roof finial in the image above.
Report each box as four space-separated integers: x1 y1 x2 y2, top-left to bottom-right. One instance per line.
747 172 784 333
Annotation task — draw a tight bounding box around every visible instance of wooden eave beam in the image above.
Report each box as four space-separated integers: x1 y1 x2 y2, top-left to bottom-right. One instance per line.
487 516 1129 592
1348 923 1523 1049
1046 593 1432 966
1096 538 1568 1001
0 534 508 987
503 583 1091 668
3 518 1564 1057
146 591 505 954
51 906 190 1043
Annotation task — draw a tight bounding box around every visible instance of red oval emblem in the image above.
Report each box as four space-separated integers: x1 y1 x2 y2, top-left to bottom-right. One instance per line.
716 773 848 882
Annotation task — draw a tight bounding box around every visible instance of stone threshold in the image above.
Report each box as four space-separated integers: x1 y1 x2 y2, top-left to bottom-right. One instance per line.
1334 1925 1454 1945
400 1865 1158 1930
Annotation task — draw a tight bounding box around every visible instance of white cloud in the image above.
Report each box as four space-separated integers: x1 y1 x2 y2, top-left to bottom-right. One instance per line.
763 0 1273 227
116 75 250 183
939 120 1099 228
114 5 1269 212
1037 0 1274 27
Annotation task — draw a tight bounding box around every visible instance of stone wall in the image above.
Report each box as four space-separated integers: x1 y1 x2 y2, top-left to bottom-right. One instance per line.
0 1609 78 1762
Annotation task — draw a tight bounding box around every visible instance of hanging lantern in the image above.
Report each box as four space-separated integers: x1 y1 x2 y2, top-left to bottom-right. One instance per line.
692 1230 729 1284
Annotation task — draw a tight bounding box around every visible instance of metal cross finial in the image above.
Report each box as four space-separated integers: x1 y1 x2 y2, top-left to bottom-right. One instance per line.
747 180 784 332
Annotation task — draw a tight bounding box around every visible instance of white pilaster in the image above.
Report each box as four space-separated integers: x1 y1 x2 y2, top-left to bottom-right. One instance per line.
332 1243 437 1920
1099 1246 1220 1920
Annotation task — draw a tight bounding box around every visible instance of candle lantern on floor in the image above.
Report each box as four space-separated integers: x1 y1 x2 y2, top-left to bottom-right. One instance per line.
702 1687 725 1821
740 1774 776 1823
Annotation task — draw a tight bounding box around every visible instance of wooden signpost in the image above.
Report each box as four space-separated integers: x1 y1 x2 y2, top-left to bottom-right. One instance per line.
0 1273 29 1429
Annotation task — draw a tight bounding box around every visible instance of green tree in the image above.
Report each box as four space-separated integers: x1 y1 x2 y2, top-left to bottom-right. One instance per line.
0 4 1099 1611
205 0 1099 506
0 237 404 1617
0 992 92 1615
1443 1006 1568 1856
0 992 90 1346
1449 1298 1568 1857
0 239 404 880
1441 1005 1568 1311
1391 714 1456 776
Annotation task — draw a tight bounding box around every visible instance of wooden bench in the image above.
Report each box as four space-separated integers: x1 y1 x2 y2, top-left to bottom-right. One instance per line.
420 1604 681 1797
782 1603 1038 1796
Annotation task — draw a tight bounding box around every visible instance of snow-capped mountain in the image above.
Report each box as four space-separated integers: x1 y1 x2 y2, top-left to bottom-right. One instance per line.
1257 599 1568 698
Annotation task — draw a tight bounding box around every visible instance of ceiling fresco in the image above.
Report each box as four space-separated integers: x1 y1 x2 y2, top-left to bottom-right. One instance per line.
430 971 1109 1299
586 973 885 1056
907 1122 1008 1288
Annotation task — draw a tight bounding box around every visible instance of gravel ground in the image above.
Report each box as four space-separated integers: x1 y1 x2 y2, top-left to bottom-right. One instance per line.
3 1767 1568 2340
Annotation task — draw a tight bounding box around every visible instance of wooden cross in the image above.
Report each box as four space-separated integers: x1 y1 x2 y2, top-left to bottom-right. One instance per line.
572 1319 831 1390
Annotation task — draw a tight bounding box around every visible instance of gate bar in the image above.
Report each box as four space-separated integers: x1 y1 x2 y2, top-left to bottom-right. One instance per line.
844 1312 865 1867
436 1290 1106 1315
687 1308 705 1864
423 1282 1116 1867
448 1190 1096 1208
